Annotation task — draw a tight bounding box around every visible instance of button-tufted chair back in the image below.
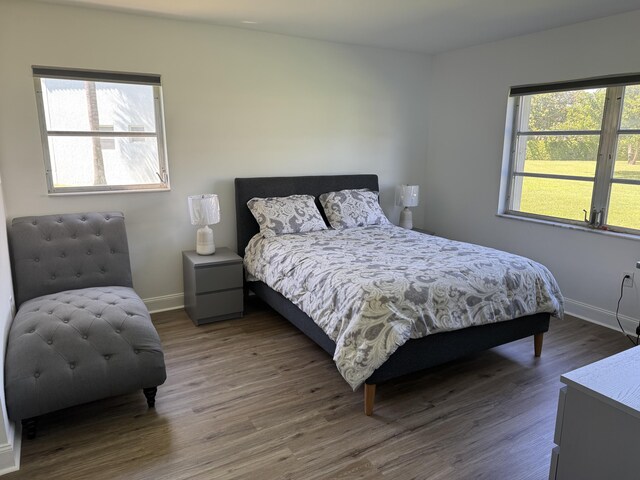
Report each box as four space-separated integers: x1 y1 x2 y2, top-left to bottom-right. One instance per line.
9 212 133 307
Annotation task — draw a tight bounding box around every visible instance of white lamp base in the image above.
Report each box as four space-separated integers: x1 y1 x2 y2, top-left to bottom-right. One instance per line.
399 207 413 230
196 225 216 255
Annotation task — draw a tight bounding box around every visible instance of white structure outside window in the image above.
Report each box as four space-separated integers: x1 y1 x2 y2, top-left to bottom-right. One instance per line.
503 74 640 234
33 66 169 194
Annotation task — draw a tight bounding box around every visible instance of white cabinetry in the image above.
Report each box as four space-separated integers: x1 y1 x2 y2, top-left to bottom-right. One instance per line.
550 346 640 480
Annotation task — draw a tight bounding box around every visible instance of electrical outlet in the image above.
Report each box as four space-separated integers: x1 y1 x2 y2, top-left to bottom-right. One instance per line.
623 272 634 288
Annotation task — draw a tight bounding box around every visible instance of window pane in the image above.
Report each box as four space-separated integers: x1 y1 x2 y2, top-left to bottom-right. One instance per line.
613 134 640 179
523 89 606 131
99 125 115 150
515 177 593 221
608 183 640 231
518 135 598 176
48 136 160 187
621 84 640 130
41 79 156 133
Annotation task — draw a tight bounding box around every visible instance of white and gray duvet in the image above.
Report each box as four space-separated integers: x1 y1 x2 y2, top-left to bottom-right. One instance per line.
244 225 563 389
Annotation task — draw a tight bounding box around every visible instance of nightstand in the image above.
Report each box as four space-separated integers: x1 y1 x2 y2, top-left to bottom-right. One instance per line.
413 227 435 235
182 248 244 325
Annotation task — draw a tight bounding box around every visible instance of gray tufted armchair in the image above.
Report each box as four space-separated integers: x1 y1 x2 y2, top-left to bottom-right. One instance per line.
5 212 166 438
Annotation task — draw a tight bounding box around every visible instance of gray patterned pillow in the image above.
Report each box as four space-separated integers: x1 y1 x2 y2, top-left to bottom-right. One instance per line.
319 189 391 229
247 194 328 238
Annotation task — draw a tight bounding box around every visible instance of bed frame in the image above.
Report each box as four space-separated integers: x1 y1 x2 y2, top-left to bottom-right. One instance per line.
235 174 550 415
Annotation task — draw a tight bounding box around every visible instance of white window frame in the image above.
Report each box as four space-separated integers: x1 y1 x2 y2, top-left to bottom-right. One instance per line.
33 66 170 194
504 74 640 235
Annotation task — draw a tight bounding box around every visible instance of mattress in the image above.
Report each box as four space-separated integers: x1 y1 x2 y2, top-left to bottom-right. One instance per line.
244 225 563 389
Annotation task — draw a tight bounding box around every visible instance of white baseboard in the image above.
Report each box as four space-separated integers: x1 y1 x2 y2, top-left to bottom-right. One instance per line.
143 293 183 314
564 297 639 337
0 423 20 476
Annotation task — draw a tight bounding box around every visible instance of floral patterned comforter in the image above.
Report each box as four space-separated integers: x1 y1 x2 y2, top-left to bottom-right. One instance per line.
244 225 563 389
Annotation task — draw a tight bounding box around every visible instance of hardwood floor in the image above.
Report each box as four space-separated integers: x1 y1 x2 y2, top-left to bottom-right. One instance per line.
6 298 631 480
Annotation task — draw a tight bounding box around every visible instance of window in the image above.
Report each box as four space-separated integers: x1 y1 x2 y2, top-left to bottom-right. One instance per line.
504 74 640 234
99 125 115 150
128 125 146 143
33 66 169 193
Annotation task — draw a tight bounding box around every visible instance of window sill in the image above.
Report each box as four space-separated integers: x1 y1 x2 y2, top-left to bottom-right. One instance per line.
48 187 171 196
496 212 640 242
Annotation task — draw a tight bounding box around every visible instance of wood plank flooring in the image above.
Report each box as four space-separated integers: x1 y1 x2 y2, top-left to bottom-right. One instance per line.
5 297 631 480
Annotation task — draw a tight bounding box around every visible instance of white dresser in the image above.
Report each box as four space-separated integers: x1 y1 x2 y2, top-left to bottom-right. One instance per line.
550 346 640 480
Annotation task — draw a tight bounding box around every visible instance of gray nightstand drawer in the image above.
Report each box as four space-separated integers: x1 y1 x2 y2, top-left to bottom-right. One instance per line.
183 248 244 326
194 289 243 321
195 263 242 293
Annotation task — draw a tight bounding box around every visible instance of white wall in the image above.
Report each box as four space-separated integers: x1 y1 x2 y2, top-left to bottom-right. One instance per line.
0 0 431 309
426 10 640 331
0 174 19 474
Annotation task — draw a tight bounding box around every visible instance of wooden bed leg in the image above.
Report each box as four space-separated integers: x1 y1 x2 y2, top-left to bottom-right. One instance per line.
534 333 544 357
364 383 376 416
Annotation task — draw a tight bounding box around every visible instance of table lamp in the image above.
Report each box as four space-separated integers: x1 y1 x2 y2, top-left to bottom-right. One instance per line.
396 185 419 229
188 194 220 255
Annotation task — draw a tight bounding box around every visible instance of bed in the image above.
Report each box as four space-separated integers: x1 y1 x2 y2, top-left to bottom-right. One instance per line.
235 174 562 415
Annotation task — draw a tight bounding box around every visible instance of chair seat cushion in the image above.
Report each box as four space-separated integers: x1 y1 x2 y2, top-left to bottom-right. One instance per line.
5 286 166 421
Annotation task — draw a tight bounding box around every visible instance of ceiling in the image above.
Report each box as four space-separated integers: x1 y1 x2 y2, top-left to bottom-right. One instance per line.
35 0 640 54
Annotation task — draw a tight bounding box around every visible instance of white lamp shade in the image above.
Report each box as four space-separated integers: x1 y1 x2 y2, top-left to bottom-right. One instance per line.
396 185 419 207
188 194 220 226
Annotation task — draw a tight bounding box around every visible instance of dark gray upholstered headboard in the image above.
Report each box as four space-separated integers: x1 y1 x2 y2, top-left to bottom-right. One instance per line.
8 212 133 307
234 174 379 256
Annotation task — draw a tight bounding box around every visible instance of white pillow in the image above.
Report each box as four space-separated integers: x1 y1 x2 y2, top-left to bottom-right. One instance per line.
247 194 328 238
319 189 391 229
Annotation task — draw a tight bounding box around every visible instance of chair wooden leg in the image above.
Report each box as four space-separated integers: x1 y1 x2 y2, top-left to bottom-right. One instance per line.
143 387 158 408
22 417 37 440
534 333 544 357
364 383 376 416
